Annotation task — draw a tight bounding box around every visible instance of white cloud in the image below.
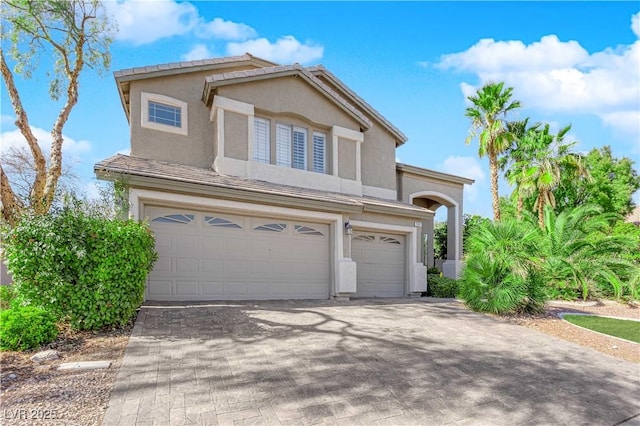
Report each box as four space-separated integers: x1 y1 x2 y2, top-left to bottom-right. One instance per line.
1 114 14 127
197 17 256 41
227 36 324 64
436 19 640 142
105 0 199 45
439 156 485 202
181 44 213 61
632 12 640 38
0 127 91 159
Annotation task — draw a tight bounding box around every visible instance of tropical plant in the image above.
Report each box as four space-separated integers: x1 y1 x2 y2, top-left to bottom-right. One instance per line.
537 205 638 300
509 124 588 228
0 0 114 225
501 119 541 219
459 218 545 314
465 82 521 221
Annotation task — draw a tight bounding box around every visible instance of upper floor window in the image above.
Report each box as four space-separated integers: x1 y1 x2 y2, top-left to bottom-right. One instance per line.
257 117 326 174
254 117 271 164
312 132 326 173
141 92 188 136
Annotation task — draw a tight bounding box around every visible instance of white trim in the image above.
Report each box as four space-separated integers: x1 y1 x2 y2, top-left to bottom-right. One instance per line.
129 188 352 297
141 92 188 136
355 140 362 182
332 125 364 142
212 95 254 116
349 220 426 293
409 191 460 261
332 134 339 177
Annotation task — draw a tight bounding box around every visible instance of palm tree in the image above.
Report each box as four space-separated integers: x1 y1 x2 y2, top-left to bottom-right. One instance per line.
465 82 521 221
524 124 589 228
502 119 541 219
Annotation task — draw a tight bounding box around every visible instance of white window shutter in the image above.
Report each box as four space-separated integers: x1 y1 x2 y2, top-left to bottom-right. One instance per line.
253 117 270 164
312 132 326 173
276 123 292 167
292 127 307 170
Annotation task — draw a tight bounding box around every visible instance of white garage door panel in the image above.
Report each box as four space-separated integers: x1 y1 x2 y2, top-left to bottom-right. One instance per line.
146 206 330 301
352 232 405 298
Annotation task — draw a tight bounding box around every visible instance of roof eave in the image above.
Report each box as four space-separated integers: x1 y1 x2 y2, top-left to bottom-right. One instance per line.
309 66 408 145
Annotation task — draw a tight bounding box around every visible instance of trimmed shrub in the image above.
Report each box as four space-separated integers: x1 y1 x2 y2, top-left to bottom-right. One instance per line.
0 306 58 351
426 267 441 275
2 207 157 330
426 274 459 298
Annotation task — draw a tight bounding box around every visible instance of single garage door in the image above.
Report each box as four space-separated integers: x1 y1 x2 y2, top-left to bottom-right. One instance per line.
146 206 330 301
352 231 405 297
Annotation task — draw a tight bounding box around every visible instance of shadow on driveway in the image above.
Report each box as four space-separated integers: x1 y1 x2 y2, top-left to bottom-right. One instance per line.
103 299 640 425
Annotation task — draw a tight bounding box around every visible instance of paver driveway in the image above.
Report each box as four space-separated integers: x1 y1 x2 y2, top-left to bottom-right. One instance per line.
102 299 639 425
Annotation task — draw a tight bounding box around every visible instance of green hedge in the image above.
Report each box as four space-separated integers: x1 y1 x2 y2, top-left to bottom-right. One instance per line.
0 306 58 351
426 274 459 298
2 208 157 330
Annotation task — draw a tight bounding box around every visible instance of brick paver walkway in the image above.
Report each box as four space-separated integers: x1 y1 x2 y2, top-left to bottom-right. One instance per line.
102 299 640 425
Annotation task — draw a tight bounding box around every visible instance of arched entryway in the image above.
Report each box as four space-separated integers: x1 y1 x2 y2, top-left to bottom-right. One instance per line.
410 191 462 278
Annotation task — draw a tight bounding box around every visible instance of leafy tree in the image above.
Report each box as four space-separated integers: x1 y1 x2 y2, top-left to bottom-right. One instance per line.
465 82 521 221
432 214 490 260
554 146 640 217
0 0 113 225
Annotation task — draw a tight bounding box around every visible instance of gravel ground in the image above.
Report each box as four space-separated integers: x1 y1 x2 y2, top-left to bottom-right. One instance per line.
0 300 637 425
0 324 131 426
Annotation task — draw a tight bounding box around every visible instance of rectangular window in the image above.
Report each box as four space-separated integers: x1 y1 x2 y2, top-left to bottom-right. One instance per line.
292 127 307 170
149 101 182 128
254 117 270 164
275 123 292 167
312 132 326 173
141 92 188 136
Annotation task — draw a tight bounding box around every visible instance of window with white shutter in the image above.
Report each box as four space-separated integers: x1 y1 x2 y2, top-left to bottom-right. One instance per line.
276 123 292 167
253 117 270 164
292 127 307 170
312 132 326 173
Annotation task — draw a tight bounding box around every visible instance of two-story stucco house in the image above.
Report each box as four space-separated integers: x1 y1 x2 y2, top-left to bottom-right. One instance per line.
94 54 473 301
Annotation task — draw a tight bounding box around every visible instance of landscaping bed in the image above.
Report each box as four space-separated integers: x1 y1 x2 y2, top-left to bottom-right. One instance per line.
0 323 132 425
498 300 640 363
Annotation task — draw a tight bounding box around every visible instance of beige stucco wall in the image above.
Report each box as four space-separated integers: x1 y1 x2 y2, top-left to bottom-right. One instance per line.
338 137 356 180
224 110 248 161
129 71 215 168
219 77 359 132
361 126 397 191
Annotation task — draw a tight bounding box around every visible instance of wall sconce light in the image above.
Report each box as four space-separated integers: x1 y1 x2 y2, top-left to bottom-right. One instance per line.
344 221 353 236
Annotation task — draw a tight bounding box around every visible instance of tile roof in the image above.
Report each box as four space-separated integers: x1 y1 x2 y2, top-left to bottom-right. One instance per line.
95 155 430 216
307 65 408 144
114 53 278 79
203 64 373 129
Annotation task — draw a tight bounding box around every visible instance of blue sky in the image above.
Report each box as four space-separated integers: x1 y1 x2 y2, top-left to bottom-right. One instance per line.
2 1 639 220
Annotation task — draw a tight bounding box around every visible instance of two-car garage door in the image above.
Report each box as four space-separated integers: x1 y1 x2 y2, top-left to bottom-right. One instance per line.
146 206 330 301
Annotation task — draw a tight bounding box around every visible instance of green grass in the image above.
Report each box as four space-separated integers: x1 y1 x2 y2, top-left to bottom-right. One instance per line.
563 315 640 343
